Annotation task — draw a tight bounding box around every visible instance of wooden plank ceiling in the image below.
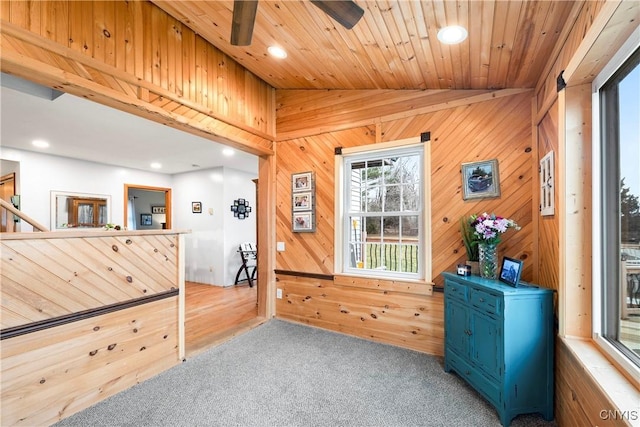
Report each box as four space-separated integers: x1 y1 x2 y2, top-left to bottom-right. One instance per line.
152 0 576 90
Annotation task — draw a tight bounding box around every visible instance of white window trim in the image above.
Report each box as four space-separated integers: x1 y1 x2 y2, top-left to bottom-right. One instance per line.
334 137 432 282
591 27 640 383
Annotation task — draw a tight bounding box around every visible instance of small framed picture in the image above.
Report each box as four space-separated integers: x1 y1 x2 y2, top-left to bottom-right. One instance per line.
293 191 312 211
140 213 152 226
461 159 500 200
499 256 523 287
151 206 166 214
192 201 202 213
292 172 312 192
292 212 314 232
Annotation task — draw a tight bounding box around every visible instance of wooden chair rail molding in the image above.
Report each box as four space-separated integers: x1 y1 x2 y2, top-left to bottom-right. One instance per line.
0 289 178 340
0 198 48 231
274 270 433 296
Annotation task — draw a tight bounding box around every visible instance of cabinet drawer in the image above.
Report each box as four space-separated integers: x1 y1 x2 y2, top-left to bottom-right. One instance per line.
470 288 500 315
445 280 468 302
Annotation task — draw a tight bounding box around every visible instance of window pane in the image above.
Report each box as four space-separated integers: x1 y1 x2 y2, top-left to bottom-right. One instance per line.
402 183 420 211
363 216 380 236
617 61 640 358
383 216 399 236
402 215 419 238
601 49 640 369
365 186 382 212
344 146 423 278
384 184 401 212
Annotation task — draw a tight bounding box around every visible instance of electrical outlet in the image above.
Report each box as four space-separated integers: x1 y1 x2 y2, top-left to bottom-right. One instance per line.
276 288 283 299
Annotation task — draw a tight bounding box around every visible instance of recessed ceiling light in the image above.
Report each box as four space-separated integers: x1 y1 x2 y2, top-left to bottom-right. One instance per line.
268 45 287 59
150 162 162 169
437 25 468 44
32 139 50 148
222 148 235 156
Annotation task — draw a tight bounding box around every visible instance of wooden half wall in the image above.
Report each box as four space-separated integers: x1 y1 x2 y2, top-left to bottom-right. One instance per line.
1 230 186 426
274 90 535 355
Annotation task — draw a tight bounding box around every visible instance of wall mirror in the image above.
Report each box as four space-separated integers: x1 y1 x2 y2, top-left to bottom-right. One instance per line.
50 191 111 229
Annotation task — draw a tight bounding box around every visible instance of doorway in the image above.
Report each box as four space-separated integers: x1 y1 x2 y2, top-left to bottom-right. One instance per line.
0 172 17 232
124 184 172 230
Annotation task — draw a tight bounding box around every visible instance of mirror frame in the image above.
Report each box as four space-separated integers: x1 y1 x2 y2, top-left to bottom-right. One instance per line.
50 190 112 230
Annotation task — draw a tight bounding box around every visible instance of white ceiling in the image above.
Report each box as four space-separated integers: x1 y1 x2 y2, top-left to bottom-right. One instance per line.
0 73 258 175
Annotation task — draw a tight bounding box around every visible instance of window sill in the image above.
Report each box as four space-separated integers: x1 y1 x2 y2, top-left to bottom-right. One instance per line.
561 337 640 417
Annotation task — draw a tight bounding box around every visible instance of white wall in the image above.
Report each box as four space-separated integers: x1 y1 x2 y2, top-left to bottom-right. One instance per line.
0 148 171 231
223 170 258 286
0 148 257 287
172 166 257 286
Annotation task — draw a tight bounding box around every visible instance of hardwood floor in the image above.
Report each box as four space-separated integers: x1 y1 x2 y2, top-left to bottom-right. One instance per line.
185 281 265 358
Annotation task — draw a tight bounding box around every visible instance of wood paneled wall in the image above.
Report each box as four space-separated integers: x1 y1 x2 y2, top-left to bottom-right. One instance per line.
276 274 442 355
1 231 184 426
275 91 534 355
2 298 178 426
534 1 606 120
555 339 629 427
276 91 534 281
276 88 530 141
532 1 638 425
0 0 275 155
536 101 560 294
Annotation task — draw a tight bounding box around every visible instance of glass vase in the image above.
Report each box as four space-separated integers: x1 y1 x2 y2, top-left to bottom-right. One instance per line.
478 243 499 279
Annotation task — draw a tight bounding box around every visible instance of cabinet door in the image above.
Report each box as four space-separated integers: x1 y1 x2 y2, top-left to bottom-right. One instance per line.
445 299 469 357
470 310 502 379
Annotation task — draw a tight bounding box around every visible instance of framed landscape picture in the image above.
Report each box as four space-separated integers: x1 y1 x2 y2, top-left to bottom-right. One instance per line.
461 159 500 200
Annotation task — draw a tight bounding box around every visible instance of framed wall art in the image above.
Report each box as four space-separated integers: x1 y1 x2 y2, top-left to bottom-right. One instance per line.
461 159 501 200
539 151 555 216
293 212 313 232
151 205 166 214
291 171 315 232
293 191 312 211
140 213 152 226
293 172 312 191
230 198 252 219
192 201 202 213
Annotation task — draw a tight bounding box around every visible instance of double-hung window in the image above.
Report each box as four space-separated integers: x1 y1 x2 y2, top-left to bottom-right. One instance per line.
340 143 425 280
594 35 640 376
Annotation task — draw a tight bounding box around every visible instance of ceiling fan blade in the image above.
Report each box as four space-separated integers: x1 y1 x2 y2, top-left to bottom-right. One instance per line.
310 1 364 30
231 0 258 46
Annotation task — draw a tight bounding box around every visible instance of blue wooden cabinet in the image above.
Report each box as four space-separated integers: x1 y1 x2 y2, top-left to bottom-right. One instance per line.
442 272 554 426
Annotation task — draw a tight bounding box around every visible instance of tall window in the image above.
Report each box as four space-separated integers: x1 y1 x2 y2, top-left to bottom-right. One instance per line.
342 145 423 279
598 46 640 370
